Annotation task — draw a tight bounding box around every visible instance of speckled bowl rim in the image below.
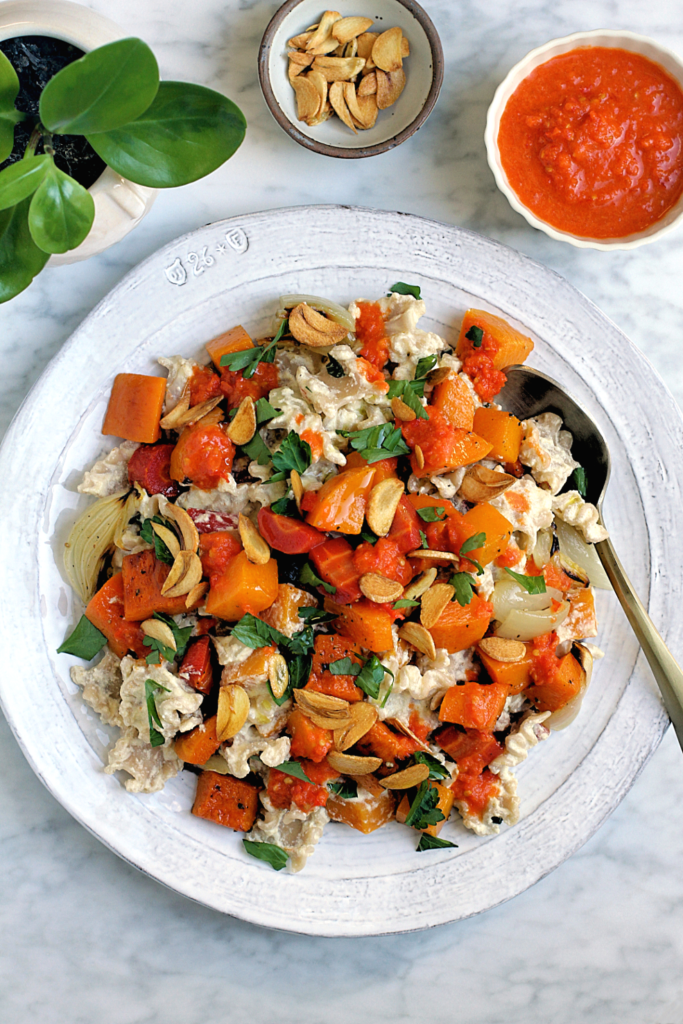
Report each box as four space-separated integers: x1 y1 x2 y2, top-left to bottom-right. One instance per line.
484 29 683 250
258 0 444 159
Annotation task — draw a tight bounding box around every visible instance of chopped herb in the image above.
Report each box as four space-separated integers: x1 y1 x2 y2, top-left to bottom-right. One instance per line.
270 494 298 517
153 612 192 660
145 679 170 747
504 567 547 594
387 378 428 419
419 529 429 548
242 839 288 871
338 422 410 464
286 626 315 657
572 466 588 498
356 655 392 702
359 525 379 545
465 324 484 348
491 815 503 824
329 656 362 677
255 398 279 424
271 431 312 477
285 653 312 692
449 572 475 606
298 607 336 624
414 750 450 780
329 778 358 799
459 532 485 574
240 431 272 466
220 319 287 379
393 598 419 609
404 780 446 831
277 760 312 783
231 613 287 649
325 354 345 379
416 833 458 852
299 561 336 594
388 281 421 300
414 354 439 380
57 615 107 660
140 514 178 564
416 506 446 523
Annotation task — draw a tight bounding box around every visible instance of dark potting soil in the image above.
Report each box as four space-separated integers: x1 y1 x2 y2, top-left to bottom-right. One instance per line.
0 35 106 188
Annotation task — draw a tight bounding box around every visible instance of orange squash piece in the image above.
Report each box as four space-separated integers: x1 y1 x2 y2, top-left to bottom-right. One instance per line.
355 720 420 763
402 407 492 476
396 781 455 836
102 373 166 443
436 726 505 774
174 715 221 765
439 681 509 730
327 788 396 833
559 589 598 639
305 633 364 701
192 771 261 831
406 493 459 519
456 309 534 370
205 325 253 370
205 550 278 620
261 583 317 635
221 645 277 687
472 407 524 463
331 599 394 653
170 422 235 490
478 643 533 694
527 651 585 712
306 465 376 535
428 594 493 653
121 549 197 621
287 707 334 763
85 572 147 658
432 375 475 430
447 504 512 566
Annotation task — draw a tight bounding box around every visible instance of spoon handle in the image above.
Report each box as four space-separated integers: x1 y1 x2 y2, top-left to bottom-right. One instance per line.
596 536 683 749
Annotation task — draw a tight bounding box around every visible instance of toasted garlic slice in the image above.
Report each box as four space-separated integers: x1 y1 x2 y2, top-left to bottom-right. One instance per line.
312 55 366 82
380 763 430 789
238 513 270 565
334 702 378 751
366 477 404 536
294 688 350 720
420 583 456 629
289 50 314 66
308 100 333 126
216 684 250 741
168 395 223 431
159 383 191 430
291 469 303 509
329 80 357 132
343 81 365 125
391 396 416 421
413 444 425 470
186 581 209 609
141 618 177 651
326 751 382 775
268 653 290 699
193 407 224 429
291 74 322 121
151 521 180 559
356 32 377 61
459 464 516 503
307 69 328 113
357 70 377 96
407 548 459 562
163 502 199 553
425 366 452 386
227 396 256 446
289 31 314 49
403 567 437 600
359 573 404 603
376 67 406 109
161 550 203 597
310 712 352 731
398 621 437 660
332 16 374 44
355 95 378 129
306 10 342 53
478 637 527 663
401 35 410 58
372 27 403 72
289 302 348 347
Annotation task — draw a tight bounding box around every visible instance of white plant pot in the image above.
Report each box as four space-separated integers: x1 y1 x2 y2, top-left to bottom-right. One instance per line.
0 0 157 265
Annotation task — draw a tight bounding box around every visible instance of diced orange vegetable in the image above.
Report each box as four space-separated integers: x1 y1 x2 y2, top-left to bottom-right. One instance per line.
343 453 398 480
205 550 278 620
428 594 493 653
198 531 242 581
352 536 413 587
221 645 276 686
174 715 221 765
472 407 524 464
170 422 235 490
450 767 500 818
528 650 585 712
306 465 376 535
432 374 475 430
559 588 598 639
446 504 512 566
439 681 509 730
121 550 196 621
300 428 324 461
179 636 214 695
205 325 253 370
401 407 493 476
267 758 338 812
261 583 317 635
102 373 166 443
396 781 455 836
406 494 460 518
356 721 420 764
456 309 535 371
192 771 260 831
85 572 146 658
287 707 334 763
309 536 362 603
305 633 364 701
478 643 532 694
331 599 394 653
436 726 505 774
327 788 396 833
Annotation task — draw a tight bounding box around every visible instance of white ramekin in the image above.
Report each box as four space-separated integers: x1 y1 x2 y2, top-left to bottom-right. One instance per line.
485 29 683 251
0 0 157 265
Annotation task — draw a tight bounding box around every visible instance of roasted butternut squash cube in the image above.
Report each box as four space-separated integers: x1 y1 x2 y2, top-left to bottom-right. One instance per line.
428 594 493 654
396 781 455 836
205 550 278 620
327 787 396 834
192 771 260 832
472 407 524 464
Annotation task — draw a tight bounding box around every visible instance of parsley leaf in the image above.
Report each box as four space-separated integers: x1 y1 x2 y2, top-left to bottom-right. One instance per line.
299 561 336 594
325 354 345 378
255 398 279 424
338 422 410 464
232 613 288 649
329 778 358 799
243 839 288 871
417 833 458 851
270 495 298 517
329 656 362 676
419 530 429 548
277 760 312 783
286 626 315 657
241 431 272 466
465 324 484 348
298 607 336 624
404 780 446 830
154 612 193 659
388 281 421 300
357 655 392 701
393 598 419 609
220 320 287 379
140 515 178 564
57 615 107 660
504 567 547 594
572 466 588 498
414 355 438 380
285 653 312 692
449 572 475 606
387 378 428 419
416 506 446 522
414 750 450 780
360 525 379 545
271 432 312 477
459 532 485 574
145 679 170 747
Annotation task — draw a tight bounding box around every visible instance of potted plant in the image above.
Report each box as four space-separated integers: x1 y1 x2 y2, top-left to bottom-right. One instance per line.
0 29 246 303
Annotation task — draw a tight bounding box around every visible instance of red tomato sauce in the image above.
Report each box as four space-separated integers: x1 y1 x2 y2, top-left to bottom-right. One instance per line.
498 47 683 238
355 301 390 369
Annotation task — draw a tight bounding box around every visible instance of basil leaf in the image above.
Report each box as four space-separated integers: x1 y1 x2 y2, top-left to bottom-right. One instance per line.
0 50 23 163
153 612 192 660
419 530 429 548
140 515 177 564
40 38 159 135
232 613 287 649
325 354 345 378
329 656 361 677
413 750 449 780
270 494 298 517
255 398 278 424
57 614 107 660
243 839 288 871
145 679 170 747
449 572 474 606
386 379 427 419
328 778 358 799
393 598 419 609
298 607 336 624
404 780 446 830
286 652 312 691
271 432 312 476
355 655 391 701
504 567 547 594
0 197 50 303
286 626 315 657
572 466 588 498
465 325 484 348
299 561 336 594
87 81 246 188
417 833 457 851
417 506 445 522
0 156 51 211
28 161 95 254
241 431 272 466
339 422 410 463
220 348 259 373
388 281 421 300
277 760 312 783
459 532 486 555
143 634 176 664
414 355 438 379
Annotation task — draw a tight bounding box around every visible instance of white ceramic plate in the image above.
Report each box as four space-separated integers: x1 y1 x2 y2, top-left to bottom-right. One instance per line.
0 206 678 936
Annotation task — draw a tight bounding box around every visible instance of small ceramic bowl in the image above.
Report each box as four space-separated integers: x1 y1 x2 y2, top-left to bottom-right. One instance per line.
0 0 156 265
258 0 443 158
485 30 683 250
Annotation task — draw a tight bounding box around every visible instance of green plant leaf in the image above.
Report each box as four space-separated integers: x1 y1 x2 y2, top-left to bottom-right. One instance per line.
40 37 159 135
243 839 288 871
0 156 51 211
0 198 50 304
57 614 107 660
87 81 246 188
28 162 95 254
0 50 23 162
276 760 312 783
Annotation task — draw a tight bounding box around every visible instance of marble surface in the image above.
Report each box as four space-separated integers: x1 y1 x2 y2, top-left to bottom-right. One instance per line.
1 0 683 1020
